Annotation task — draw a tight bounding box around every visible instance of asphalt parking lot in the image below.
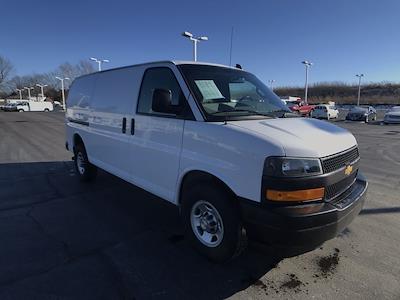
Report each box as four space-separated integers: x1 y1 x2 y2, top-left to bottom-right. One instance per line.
0 111 399 299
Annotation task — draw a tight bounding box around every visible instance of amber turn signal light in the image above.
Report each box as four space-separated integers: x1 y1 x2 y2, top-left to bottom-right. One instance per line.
266 187 325 202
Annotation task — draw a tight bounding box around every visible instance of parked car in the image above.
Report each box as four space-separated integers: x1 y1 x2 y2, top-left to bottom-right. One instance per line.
16 101 53 112
66 61 368 262
3 103 18 111
345 106 377 122
383 106 400 124
311 104 339 120
286 100 315 116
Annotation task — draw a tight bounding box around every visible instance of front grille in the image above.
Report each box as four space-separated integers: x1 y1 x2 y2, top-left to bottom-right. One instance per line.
321 147 359 173
325 171 357 200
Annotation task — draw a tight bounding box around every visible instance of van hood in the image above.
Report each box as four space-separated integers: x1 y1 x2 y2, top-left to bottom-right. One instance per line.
228 118 357 157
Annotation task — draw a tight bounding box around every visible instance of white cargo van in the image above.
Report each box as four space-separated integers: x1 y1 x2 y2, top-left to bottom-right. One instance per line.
17 101 53 112
65 61 367 262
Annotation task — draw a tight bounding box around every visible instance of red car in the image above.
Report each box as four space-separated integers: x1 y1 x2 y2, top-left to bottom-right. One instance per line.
286 100 315 116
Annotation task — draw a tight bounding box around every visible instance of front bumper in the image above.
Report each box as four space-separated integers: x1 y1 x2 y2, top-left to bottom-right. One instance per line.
240 172 367 247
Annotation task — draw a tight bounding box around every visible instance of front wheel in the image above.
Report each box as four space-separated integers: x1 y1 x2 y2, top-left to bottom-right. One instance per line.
181 183 246 263
74 144 97 182
44 108 50 112
18 109 24 112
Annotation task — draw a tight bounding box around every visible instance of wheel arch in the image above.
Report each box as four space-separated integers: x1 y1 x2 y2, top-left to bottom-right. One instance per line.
177 170 237 208
72 133 84 152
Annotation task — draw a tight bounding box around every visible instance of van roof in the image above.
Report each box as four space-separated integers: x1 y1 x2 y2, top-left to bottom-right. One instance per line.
73 60 243 81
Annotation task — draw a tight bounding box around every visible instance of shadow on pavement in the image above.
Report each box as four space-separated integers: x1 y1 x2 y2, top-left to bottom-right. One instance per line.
0 161 307 299
360 207 400 215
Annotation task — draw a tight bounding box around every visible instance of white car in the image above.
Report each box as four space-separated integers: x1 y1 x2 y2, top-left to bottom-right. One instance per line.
383 106 400 124
311 105 339 120
65 61 367 262
16 101 53 112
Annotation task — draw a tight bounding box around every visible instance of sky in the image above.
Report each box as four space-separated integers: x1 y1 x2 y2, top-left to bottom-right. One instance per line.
1 0 399 87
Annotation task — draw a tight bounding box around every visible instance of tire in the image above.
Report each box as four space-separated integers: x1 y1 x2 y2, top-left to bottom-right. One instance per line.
181 182 247 263
365 115 369 123
44 108 49 112
74 143 97 182
18 109 24 112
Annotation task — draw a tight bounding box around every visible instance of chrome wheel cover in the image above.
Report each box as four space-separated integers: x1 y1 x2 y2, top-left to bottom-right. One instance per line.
190 200 224 248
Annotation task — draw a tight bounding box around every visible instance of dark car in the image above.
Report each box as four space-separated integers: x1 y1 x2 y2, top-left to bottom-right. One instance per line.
345 106 377 123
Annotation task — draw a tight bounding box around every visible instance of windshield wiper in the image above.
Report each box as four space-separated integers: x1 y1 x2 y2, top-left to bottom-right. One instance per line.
210 109 271 117
265 109 298 118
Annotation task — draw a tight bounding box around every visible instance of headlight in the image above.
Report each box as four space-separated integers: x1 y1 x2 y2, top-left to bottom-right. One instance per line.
264 157 322 177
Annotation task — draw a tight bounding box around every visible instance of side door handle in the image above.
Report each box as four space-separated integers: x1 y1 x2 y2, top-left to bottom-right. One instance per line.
131 118 135 135
122 117 126 134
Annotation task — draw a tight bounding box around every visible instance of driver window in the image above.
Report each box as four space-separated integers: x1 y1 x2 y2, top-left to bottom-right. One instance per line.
137 67 184 117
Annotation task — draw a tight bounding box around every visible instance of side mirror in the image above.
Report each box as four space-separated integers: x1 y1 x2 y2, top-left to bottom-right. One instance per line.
152 88 181 114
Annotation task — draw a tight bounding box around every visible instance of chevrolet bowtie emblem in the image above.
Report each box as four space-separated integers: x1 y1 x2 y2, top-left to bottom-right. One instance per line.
344 165 353 176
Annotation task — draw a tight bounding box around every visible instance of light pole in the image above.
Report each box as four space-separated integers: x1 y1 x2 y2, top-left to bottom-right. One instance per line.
268 79 276 90
56 76 70 110
36 84 48 100
182 31 208 62
24 87 34 100
16 88 23 100
90 57 109 71
356 74 364 106
302 60 313 104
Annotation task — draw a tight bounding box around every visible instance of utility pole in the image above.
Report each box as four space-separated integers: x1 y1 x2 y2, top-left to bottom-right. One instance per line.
16 88 23 100
302 60 313 104
55 76 70 110
268 79 276 90
24 87 34 100
36 84 48 100
356 74 364 106
182 31 209 62
90 57 109 71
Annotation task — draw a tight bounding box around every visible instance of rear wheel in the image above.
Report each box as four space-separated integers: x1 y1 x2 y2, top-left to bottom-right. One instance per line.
44 108 50 112
74 143 97 182
181 182 247 263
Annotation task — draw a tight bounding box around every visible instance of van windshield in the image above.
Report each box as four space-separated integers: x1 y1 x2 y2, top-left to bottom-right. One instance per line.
178 64 292 121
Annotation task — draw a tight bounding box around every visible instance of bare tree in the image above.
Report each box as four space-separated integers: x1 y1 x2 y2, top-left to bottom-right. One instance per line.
0 55 14 85
3 58 96 99
76 60 95 75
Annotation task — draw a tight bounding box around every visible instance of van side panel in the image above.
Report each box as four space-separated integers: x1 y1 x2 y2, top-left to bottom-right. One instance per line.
66 74 97 156
88 67 144 180
178 121 285 203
